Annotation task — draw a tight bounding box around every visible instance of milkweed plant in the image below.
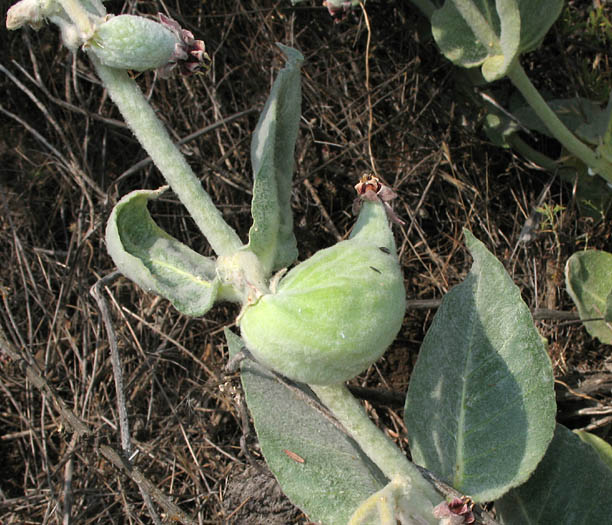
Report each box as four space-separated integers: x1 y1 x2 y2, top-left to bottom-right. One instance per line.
6 0 612 523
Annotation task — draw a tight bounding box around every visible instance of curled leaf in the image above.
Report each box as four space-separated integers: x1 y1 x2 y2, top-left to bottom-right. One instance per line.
105 187 220 316
432 0 563 81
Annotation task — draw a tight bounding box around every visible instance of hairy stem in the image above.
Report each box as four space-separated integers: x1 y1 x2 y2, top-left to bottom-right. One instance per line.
91 57 243 256
507 62 612 183
310 383 441 521
57 0 93 37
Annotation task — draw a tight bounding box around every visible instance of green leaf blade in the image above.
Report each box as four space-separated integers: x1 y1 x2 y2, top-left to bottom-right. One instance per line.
575 430 612 472
496 425 612 524
481 0 520 81
404 231 555 502
248 44 303 273
565 249 612 344
225 329 387 525
432 0 563 80
106 187 219 316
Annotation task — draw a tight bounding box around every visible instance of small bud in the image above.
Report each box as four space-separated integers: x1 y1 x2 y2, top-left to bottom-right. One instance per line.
6 0 57 30
87 14 209 76
239 198 405 385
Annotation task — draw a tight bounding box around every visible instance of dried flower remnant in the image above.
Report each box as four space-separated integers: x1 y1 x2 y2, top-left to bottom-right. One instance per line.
157 13 210 78
323 0 358 22
432 497 476 525
353 173 405 225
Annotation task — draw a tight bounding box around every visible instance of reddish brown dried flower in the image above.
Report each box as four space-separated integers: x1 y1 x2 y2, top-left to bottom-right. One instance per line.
158 13 210 78
353 173 405 225
432 497 476 525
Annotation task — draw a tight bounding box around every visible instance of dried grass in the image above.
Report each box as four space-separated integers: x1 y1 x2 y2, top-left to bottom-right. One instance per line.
1 0 611 523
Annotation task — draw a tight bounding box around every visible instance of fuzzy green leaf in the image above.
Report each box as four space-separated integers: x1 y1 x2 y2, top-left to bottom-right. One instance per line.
106 187 219 316
565 250 612 344
247 44 302 274
606 290 612 322
404 230 555 502
481 0 520 81
432 0 563 80
225 329 386 525
575 430 612 472
496 425 612 524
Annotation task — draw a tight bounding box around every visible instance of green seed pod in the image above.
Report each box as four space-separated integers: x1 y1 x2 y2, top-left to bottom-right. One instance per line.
239 199 406 385
88 15 179 71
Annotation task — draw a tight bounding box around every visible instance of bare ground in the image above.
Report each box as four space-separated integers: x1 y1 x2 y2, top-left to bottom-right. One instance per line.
1 0 611 523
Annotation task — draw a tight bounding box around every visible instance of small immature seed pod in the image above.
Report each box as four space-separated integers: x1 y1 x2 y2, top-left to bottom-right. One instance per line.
239 195 406 385
87 14 209 76
88 15 179 71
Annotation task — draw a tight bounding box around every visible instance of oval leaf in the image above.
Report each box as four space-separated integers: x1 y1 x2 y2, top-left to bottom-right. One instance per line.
496 425 612 524
432 0 563 80
248 44 302 274
404 230 555 502
106 187 219 316
565 250 612 344
225 329 387 525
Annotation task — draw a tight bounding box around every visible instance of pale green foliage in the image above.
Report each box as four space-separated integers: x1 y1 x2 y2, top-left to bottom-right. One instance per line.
496 425 612 524
105 188 221 316
565 249 612 344
432 0 563 81
225 329 388 525
247 45 302 274
575 430 612 472
348 478 438 525
405 231 556 502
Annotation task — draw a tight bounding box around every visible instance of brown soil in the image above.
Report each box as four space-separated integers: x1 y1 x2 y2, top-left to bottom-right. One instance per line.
1 0 611 523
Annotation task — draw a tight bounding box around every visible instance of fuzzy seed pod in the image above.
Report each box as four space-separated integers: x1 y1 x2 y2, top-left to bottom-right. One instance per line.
87 14 209 76
239 198 406 385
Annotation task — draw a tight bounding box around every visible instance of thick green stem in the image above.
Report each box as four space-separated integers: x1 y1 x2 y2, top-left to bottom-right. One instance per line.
507 62 612 183
310 384 441 519
508 135 559 172
92 57 243 256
